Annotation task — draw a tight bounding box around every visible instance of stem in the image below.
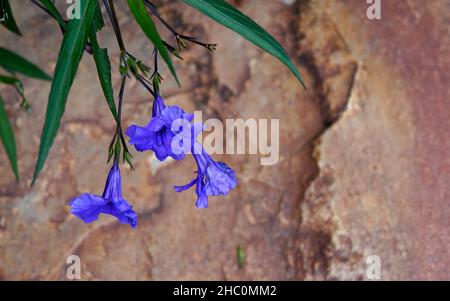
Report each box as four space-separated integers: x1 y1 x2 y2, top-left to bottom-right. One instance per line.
144 0 178 36
143 0 216 51
30 0 52 17
116 75 130 153
154 48 159 73
30 0 65 33
151 48 162 94
30 0 93 53
117 76 126 131
136 75 155 97
180 35 217 50
103 0 126 52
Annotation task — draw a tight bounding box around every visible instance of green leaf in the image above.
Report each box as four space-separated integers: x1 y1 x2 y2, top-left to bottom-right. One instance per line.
1 0 22 36
0 73 23 94
32 0 97 185
0 47 51 80
236 244 245 269
89 3 118 123
0 95 19 181
37 0 67 31
0 73 20 85
183 0 306 89
127 0 180 86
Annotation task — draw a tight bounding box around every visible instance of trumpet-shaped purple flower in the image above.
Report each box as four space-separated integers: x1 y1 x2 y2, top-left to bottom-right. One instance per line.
69 160 137 228
127 93 237 209
126 94 193 161
174 142 237 208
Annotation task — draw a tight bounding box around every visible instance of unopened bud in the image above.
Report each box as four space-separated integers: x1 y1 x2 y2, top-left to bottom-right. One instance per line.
123 151 134 170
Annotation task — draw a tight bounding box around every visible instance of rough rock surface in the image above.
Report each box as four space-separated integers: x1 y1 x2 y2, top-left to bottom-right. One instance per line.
0 0 448 280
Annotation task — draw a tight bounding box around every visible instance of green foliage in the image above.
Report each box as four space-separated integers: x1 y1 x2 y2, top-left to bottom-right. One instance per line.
0 0 21 36
32 0 97 184
127 0 180 86
0 95 19 181
0 73 21 86
1 0 306 184
89 2 119 123
0 47 51 81
236 244 245 269
183 0 306 88
37 0 67 30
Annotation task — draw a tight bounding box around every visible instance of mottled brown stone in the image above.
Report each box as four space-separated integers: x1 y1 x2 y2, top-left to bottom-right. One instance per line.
0 0 448 280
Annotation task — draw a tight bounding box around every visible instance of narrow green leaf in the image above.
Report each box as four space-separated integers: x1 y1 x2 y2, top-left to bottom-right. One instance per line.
236 244 245 269
0 95 19 181
37 0 67 31
0 73 19 85
183 0 306 88
0 47 51 80
0 0 22 36
32 0 97 185
127 0 180 86
0 73 24 95
0 74 30 111
89 3 118 123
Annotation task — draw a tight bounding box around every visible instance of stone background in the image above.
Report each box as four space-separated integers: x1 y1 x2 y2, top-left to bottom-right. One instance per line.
0 0 448 280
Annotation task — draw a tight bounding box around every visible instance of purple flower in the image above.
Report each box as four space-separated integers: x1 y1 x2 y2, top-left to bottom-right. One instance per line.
126 94 193 161
127 93 237 209
174 142 237 208
69 160 137 228
151 93 165 117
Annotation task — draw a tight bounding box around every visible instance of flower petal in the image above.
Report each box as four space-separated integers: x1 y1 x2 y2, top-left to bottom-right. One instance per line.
205 161 238 196
126 125 156 152
152 94 166 117
106 198 138 229
174 178 196 192
195 190 209 209
160 106 186 124
182 112 194 122
69 193 107 223
147 116 166 132
102 161 122 200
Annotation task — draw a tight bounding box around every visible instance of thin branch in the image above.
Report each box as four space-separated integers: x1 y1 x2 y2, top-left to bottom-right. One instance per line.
117 76 126 122
116 75 130 154
136 74 155 97
103 0 126 52
30 0 93 53
30 0 52 17
30 0 65 33
143 0 178 36
143 0 216 51
153 48 159 74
